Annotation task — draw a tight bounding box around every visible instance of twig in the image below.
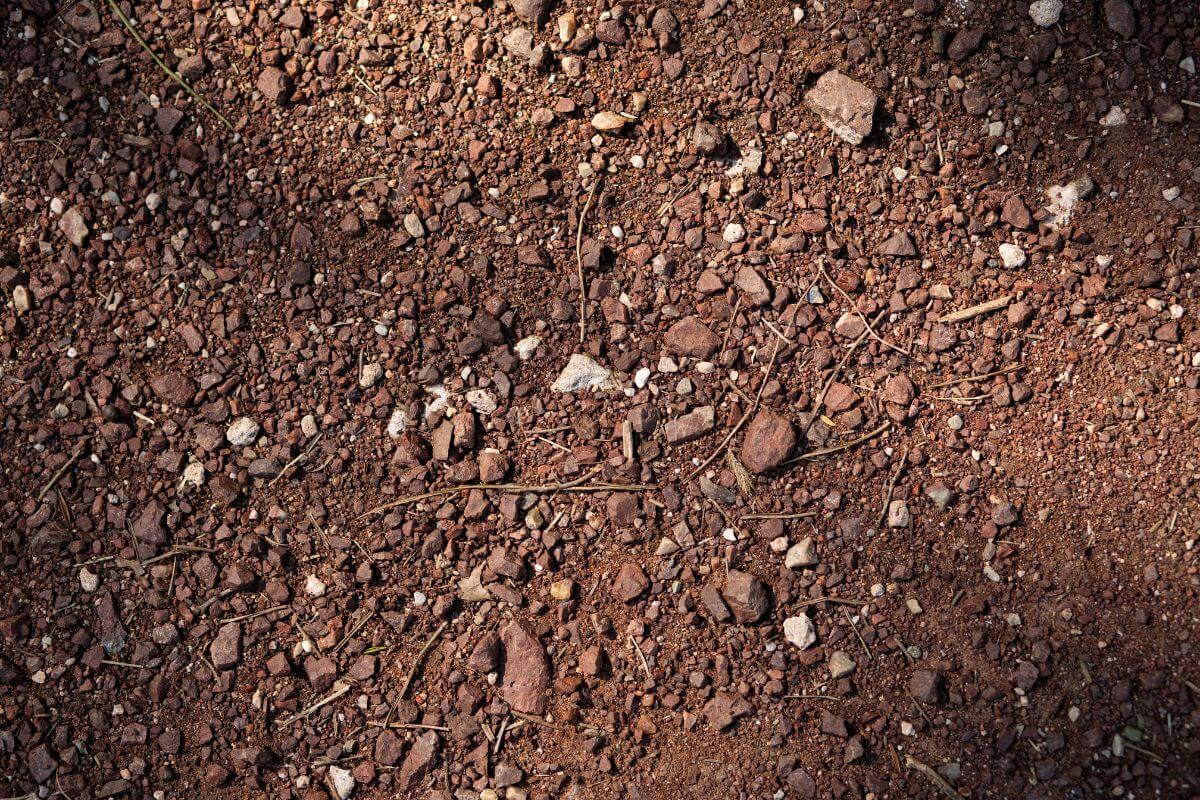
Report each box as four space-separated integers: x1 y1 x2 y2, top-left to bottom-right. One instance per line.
13 137 66 157
784 694 841 701
739 511 816 521
904 755 963 800
220 604 290 624
37 447 85 501
938 294 1012 324
575 179 601 344
788 421 891 463
277 681 352 727
332 611 374 653
793 596 869 609
397 621 448 699
842 608 873 662
926 364 1020 390
628 635 653 680
877 450 908 528
269 432 324 486
510 710 561 729
357 471 653 520
106 0 232 130
367 721 449 731
818 263 908 355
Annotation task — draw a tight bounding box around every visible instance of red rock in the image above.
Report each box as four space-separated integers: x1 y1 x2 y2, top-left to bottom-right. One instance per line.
882 375 915 406
257 67 294 104
150 372 196 406
665 316 720 358
664 406 715 444
612 563 650 602
722 570 770 624
703 691 753 730
803 70 877 145
1002 195 1033 230
210 624 241 670
823 382 859 413
500 622 550 714
131 501 167 545
397 731 439 789
739 411 796 473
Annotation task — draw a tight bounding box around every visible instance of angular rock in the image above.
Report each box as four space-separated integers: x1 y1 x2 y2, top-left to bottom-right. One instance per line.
783 615 816 650
1104 0 1136 38
59 207 88 247
722 570 770 624
131 501 167 545
665 316 720 358
210 624 242 670
665 406 715 444
512 0 554 28
804 70 877 145
947 28 984 61
739 411 796 473
150 372 196 406
613 563 650 603
500 622 550 714
703 691 753 730
785 537 818 569
397 731 439 789
910 669 944 704
878 230 917 257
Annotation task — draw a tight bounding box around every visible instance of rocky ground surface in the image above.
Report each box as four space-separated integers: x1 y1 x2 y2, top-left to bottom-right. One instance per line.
2 0 1200 797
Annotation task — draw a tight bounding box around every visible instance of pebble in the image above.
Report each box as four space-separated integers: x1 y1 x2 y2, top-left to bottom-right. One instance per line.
783 615 817 650
514 335 543 361
1028 0 1062 26
226 417 260 447
804 70 877 145
550 353 614 393
500 622 550 714
739 411 796 473
327 766 355 799
785 537 818 569
828 650 856 679
999 242 1027 269
887 499 911 528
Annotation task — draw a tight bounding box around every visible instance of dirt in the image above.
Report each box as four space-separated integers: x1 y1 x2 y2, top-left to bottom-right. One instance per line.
2 0 1199 798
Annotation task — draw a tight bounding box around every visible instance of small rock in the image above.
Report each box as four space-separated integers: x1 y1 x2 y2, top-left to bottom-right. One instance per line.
887 500 910 528
551 353 613 393
500 622 550 715
1028 0 1062 27
828 650 856 679
878 231 918 258
226 417 260 447
692 121 725 155
664 406 715 444
999 243 1027 269
1103 0 1136 38
210 624 242 670
327 765 355 800
59 207 88 247
785 537 818 569
257 67 294 104
1099 106 1127 127
722 570 770 624
910 669 944 704
804 70 877 145
665 316 720 358
514 336 543 361
613 563 650 603
739 411 796 473
512 0 554 27
591 111 628 132
783 615 817 650
947 28 984 62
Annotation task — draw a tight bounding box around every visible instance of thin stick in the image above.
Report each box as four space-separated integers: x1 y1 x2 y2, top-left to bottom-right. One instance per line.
575 180 601 344
367 721 449 731
510 710 561 729
397 621 448 699
926 364 1020 390
220 604 290 624
332 611 374 653
904 755 964 800
739 511 816 521
877 450 908 528
629 635 653 680
277 681 352 727
37 447 84 501
842 608 873 662
938 294 1012 324
784 694 841 701
357 472 653 520
792 596 869 609
106 0 232 130
818 263 908 355
789 421 891 463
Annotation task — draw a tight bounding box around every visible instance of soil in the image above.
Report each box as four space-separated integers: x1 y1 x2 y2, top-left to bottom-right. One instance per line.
2 0 1200 798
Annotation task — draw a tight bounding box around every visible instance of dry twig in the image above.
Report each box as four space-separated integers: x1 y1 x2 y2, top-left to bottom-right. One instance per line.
397 621 448 699
575 179 601 344
938 294 1012 324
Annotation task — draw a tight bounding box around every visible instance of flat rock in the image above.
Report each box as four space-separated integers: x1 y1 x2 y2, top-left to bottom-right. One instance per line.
397 731 439 789
512 0 554 27
500 622 550 714
665 316 720 358
665 406 715 444
210 623 242 670
804 70 877 145
59 207 88 247
1104 0 1136 38
550 353 613 393
878 230 917 257
739 411 796 473
613 563 650 602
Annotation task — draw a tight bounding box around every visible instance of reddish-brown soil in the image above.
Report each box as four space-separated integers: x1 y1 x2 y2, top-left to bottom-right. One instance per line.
2 0 1200 798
